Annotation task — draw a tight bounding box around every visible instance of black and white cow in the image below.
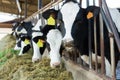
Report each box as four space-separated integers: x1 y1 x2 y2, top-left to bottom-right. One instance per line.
12 9 61 68
32 9 57 62
14 21 33 55
46 0 120 77
11 21 21 50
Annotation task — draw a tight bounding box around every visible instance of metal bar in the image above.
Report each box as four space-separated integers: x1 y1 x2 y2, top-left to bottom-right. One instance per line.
80 0 82 7
102 0 120 52
88 20 92 69
93 0 95 5
94 17 98 71
87 0 92 69
24 0 27 18
109 33 116 80
38 0 42 19
99 13 105 75
87 0 89 6
24 0 62 22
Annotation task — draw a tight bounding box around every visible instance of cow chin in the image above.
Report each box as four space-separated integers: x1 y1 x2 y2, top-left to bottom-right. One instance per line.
62 40 79 62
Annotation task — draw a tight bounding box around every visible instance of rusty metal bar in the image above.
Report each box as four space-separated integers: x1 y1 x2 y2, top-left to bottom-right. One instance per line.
109 33 116 80
99 12 105 75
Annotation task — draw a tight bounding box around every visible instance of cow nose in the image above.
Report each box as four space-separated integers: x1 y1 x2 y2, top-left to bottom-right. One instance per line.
63 40 74 47
51 62 61 68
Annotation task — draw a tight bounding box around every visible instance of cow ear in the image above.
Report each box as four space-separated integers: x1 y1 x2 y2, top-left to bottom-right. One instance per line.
86 6 100 19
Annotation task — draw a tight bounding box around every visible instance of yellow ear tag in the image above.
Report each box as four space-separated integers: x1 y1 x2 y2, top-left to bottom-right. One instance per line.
24 39 30 45
87 11 93 19
37 39 45 47
47 15 55 25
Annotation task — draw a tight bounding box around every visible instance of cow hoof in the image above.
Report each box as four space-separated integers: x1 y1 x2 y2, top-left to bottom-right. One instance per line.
32 58 41 63
50 62 60 68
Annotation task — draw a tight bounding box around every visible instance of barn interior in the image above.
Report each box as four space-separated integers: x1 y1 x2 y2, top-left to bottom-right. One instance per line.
0 0 51 28
0 0 120 80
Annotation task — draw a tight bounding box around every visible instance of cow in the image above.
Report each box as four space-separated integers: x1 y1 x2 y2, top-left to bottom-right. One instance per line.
13 21 33 55
12 9 61 67
46 0 120 77
11 21 21 50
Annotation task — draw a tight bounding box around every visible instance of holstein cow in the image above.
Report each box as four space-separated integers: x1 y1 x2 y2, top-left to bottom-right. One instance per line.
14 9 61 67
46 0 120 77
11 21 21 50
12 9 61 68
13 21 33 55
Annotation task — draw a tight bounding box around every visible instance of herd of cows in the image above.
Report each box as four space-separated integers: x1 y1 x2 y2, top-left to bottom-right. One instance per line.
11 0 120 78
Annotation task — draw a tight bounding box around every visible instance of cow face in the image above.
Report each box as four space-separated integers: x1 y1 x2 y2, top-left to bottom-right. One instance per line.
58 1 80 44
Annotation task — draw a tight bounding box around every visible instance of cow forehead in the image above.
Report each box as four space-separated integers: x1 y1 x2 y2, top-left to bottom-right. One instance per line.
60 2 80 21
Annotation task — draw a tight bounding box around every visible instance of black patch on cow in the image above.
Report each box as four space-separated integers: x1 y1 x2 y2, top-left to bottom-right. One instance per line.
22 44 31 53
32 36 45 43
71 8 89 55
20 36 31 41
17 39 21 48
86 6 100 19
18 21 33 38
32 36 46 55
41 25 56 36
57 11 65 37
117 8 120 12
63 0 78 4
12 21 20 31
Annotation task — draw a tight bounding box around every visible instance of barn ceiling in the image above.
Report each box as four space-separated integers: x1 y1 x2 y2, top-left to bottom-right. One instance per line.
0 0 51 17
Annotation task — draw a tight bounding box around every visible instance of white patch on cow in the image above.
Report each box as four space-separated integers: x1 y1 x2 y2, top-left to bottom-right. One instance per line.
17 28 27 35
109 8 120 32
18 41 27 55
32 32 43 38
81 53 102 65
105 58 112 77
32 40 42 62
32 19 42 31
47 29 62 68
81 53 112 77
14 39 21 50
14 44 21 50
60 2 80 42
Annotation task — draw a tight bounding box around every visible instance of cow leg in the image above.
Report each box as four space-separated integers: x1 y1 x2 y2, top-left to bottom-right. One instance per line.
47 29 62 68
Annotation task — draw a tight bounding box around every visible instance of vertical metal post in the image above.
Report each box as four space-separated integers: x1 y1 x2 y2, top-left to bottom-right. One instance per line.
87 0 92 69
93 0 98 72
80 0 82 7
38 0 42 19
94 17 98 71
24 0 27 18
99 13 105 75
109 33 116 80
93 0 95 5
102 0 120 52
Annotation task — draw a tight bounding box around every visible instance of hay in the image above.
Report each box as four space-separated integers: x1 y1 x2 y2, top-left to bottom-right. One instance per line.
0 34 73 80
